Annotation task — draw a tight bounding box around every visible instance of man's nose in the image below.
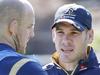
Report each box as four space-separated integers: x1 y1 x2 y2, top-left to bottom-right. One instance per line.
62 35 72 45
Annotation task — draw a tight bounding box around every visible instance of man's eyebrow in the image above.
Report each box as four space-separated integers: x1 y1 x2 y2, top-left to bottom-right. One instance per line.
56 26 62 30
71 28 78 31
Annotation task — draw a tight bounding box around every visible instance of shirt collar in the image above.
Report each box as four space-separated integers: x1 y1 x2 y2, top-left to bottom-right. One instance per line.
0 43 15 51
51 46 98 71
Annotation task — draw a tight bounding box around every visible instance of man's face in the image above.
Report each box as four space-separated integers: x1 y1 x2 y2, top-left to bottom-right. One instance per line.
17 9 34 53
52 22 93 63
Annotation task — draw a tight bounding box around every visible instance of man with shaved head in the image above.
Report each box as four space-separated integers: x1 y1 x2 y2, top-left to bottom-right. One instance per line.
0 0 47 75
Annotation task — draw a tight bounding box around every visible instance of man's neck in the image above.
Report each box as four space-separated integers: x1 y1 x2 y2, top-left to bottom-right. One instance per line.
59 59 78 71
0 37 15 50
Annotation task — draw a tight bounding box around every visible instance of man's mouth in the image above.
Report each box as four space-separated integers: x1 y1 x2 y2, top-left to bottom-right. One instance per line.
61 48 74 53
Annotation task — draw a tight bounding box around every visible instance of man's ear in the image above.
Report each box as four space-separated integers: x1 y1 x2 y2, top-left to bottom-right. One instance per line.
8 19 18 36
52 28 56 43
88 29 94 44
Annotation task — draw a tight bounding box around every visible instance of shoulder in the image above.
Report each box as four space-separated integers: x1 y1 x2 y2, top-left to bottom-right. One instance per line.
17 58 48 75
82 66 100 75
2 56 47 75
0 50 47 75
21 59 43 71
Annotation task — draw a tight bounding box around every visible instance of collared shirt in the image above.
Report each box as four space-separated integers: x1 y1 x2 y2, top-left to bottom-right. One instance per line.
43 47 100 75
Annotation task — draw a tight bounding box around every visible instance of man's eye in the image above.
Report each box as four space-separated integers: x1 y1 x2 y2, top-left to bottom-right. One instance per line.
72 32 77 34
57 31 64 34
71 31 80 35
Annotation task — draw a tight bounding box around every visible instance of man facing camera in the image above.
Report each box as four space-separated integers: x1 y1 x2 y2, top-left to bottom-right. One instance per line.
43 3 100 75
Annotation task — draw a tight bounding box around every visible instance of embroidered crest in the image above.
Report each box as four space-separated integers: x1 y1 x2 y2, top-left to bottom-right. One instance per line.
65 8 75 15
62 8 76 19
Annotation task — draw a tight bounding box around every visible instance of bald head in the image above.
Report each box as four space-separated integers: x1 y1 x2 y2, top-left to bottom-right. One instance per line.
0 0 35 26
0 0 35 53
